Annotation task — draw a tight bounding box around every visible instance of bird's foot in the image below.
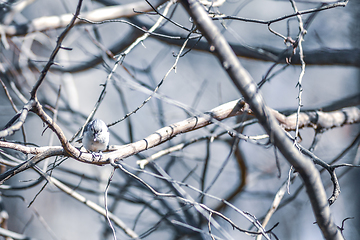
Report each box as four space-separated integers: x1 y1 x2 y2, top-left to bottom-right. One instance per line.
91 151 103 160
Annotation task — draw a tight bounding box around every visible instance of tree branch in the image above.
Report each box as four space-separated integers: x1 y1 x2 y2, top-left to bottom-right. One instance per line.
2 0 168 36
179 0 343 239
1 98 357 184
270 106 360 131
129 17 360 67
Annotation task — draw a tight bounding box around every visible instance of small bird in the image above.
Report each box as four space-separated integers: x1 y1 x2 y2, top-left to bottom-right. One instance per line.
83 119 109 158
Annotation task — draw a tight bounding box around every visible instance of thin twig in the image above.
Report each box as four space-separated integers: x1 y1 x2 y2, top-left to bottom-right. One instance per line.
108 7 191 127
105 168 117 240
0 78 18 113
210 1 348 25
29 0 83 99
290 0 307 143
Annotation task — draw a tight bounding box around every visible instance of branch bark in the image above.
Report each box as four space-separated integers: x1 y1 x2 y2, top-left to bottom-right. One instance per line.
270 106 360 131
0 97 357 186
180 0 343 239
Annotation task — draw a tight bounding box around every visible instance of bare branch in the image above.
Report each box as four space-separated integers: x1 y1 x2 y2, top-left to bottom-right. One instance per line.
0 227 38 240
34 166 140 239
180 1 343 239
129 17 360 67
2 0 168 36
107 99 250 161
290 0 307 143
210 1 348 24
271 107 360 131
1 97 357 184
0 100 35 138
29 0 83 99
0 1 357 239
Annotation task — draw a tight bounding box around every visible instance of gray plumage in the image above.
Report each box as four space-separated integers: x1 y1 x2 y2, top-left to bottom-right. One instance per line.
83 119 109 153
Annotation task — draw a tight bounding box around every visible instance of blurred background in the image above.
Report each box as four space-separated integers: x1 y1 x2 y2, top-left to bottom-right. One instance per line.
0 0 359 239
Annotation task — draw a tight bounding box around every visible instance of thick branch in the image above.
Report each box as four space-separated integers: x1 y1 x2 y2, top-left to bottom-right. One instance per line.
271 107 360 131
107 99 250 161
1 98 357 183
0 99 250 182
180 1 343 239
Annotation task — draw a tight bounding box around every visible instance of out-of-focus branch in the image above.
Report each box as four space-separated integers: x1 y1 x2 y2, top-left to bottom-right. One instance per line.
179 1 343 239
12 156 140 239
57 15 360 71
39 171 139 239
3 17 359 79
0 100 34 138
279 94 360 114
2 0 168 36
129 17 360 68
0 78 18 112
0 227 37 240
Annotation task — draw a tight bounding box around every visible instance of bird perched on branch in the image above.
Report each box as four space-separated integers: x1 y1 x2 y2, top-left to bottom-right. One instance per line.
83 119 109 159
